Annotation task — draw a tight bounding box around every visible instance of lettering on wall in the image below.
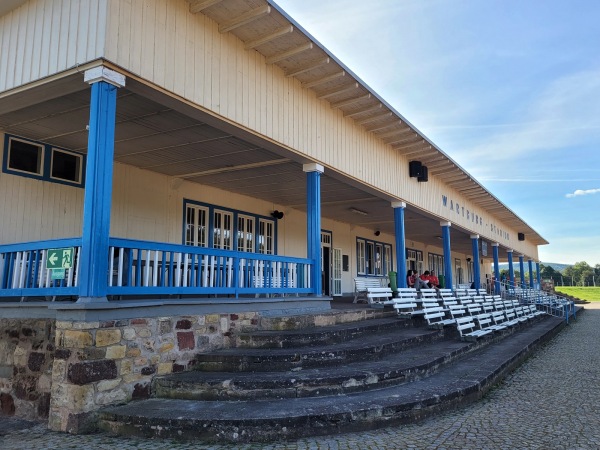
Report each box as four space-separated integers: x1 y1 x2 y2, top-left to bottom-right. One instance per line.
442 195 510 241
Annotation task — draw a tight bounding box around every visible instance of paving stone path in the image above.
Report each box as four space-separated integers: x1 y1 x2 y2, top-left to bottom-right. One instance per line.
2 305 599 450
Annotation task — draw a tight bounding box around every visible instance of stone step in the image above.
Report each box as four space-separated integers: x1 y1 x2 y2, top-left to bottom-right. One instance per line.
194 326 444 372
235 316 413 348
98 316 565 443
154 337 472 400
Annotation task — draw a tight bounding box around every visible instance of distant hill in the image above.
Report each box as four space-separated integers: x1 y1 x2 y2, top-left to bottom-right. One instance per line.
498 262 571 272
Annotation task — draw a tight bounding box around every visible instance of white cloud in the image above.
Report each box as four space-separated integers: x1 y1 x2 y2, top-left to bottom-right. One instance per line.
565 188 600 198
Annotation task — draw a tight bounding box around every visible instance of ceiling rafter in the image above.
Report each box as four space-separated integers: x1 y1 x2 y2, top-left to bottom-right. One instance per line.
285 57 329 77
302 70 345 88
188 0 222 14
376 127 411 140
316 82 359 99
244 25 294 50
330 93 371 109
355 111 392 126
344 102 382 118
219 5 271 34
384 134 420 146
267 42 313 64
365 119 401 133
393 140 426 152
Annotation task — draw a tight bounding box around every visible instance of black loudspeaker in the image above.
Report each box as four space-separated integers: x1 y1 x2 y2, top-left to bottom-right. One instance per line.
409 160 422 177
418 165 428 182
518 232 525 241
270 210 284 220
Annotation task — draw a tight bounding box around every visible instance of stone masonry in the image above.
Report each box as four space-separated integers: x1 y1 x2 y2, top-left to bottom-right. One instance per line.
48 311 262 433
0 319 55 421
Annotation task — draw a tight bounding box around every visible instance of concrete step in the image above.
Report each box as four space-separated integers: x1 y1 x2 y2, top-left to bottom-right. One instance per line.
98 316 565 443
154 338 473 400
236 316 413 348
194 325 444 372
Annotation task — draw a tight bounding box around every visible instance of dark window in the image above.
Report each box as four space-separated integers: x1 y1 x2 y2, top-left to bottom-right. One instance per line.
8 138 43 175
51 149 82 183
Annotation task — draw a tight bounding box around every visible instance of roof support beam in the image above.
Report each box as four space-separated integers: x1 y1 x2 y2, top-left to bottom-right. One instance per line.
394 141 427 153
376 127 412 139
317 82 359 99
219 5 271 34
344 102 382 118
330 93 371 108
385 134 420 146
267 42 313 64
285 57 329 77
244 25 293 49
302 71 345 88
188 0 222 14
365 119 401 133
356 111 393 125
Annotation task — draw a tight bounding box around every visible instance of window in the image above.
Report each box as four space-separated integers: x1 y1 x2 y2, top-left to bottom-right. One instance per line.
406 248 423 274
258 218 275 254
213 210 233 250
50 148 83 183
237 215 255 252
428 253 444 276
467 260 474 284
357 239 366 274
356 237 392 276
3 135 85 187
7 137 43 176
185 204 208 247
184 200 276 254
455 258 463 284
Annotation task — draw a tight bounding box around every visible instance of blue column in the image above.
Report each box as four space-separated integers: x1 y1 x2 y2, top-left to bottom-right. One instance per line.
528 259 534 289
519 255 526 289
536 261 541 290
492 243 500 295
470 234 480 291
303 163 323 296
441 221 453 290
78 67 125 302
392 202 407 288
507 250 515 290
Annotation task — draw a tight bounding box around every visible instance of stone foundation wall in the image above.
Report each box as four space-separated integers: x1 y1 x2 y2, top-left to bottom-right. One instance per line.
0 318 55 420
49 312 259 433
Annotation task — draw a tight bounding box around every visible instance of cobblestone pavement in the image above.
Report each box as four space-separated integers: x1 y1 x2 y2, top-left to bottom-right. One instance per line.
1 305 598 450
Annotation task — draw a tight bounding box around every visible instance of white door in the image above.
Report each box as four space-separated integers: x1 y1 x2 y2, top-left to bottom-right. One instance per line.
332 247 342 296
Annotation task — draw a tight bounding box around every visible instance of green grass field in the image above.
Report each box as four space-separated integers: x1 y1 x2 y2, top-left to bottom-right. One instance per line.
555 287 600 302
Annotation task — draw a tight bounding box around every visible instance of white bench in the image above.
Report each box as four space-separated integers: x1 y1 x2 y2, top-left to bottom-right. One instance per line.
392 288 421 318
366 287 393 308
455 316 493 341
353 277 383 303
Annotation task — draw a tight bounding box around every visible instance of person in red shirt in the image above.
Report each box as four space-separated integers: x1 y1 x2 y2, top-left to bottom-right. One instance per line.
429 271 440 289
406 269 416 288
419 271 433 288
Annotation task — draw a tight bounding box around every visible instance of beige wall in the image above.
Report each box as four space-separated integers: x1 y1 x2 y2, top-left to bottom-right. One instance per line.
0 0 107 92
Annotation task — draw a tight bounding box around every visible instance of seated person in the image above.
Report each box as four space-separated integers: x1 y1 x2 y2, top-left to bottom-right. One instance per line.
406 269 416 288
415 272 432 290
429 271 440 289
419 271 433 289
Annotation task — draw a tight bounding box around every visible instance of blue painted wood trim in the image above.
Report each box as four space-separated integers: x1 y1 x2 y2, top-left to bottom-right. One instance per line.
492 245 500 294
536 262 541 289
442 224 453 290
0 238 82 253
78 81 118 300
393 206 407 288
519 255 526 289
507 251 515 289
471 237 481 290
528 259 534 288
306 171 321 295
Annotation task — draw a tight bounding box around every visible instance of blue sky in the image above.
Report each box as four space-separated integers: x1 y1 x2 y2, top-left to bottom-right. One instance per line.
275 0 600 266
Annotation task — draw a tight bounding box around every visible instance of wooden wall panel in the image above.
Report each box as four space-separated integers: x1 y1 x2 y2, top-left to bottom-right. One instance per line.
0 0 107 92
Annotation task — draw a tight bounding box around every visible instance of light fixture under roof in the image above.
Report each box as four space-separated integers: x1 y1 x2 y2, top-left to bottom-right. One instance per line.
349 207 368 216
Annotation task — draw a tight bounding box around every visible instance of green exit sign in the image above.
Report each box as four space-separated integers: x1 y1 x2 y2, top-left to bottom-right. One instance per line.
46 248 74 270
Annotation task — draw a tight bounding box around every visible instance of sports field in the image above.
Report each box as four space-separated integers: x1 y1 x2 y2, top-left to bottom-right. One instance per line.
555 287 600 302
